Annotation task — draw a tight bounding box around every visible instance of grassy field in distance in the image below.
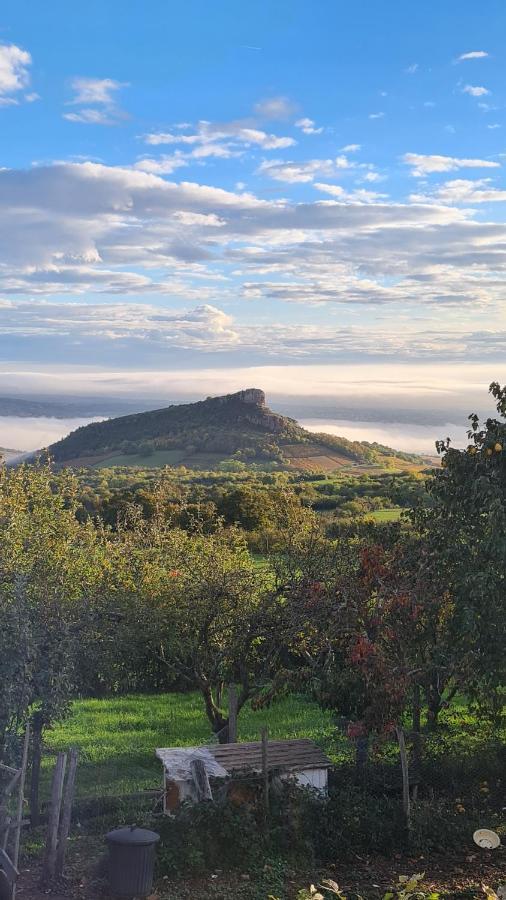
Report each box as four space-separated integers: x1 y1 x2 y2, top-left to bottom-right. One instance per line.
95 449 188 468
367 508 403 522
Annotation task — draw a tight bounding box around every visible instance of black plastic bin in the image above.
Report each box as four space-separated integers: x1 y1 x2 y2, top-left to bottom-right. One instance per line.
105 825 160 898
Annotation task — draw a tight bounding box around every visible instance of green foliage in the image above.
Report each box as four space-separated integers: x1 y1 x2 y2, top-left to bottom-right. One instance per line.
153 781 489 879
411 382 506 714
0 463 106 757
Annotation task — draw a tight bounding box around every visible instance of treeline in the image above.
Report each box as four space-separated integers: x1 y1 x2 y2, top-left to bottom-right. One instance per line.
74 467 428 534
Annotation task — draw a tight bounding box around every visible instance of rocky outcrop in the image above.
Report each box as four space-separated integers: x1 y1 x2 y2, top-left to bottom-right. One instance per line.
215 388 266 407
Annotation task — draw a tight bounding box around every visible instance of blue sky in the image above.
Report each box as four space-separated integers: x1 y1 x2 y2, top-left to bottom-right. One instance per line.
1 0 506 412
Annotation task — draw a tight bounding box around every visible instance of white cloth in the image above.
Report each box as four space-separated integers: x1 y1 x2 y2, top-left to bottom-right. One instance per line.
155 747 227 781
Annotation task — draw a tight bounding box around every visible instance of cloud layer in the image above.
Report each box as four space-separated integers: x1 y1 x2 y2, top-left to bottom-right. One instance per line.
1 160 506 323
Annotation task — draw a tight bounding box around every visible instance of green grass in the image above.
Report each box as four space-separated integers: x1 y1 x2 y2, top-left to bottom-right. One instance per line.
95 449 187 468
367 507 403 522
45 692 342 799
44 690 505 806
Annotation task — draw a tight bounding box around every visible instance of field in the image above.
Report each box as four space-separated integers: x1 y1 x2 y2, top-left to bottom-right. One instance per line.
44 689 505 801
367 507 403 522
96 449 188 467
45 692 340 798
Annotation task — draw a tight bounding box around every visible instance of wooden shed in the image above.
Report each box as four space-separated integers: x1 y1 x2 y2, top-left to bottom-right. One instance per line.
156 739 332 813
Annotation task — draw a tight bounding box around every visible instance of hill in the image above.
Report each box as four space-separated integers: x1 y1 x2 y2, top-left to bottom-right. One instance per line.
0 447 23 461
47 388 423 471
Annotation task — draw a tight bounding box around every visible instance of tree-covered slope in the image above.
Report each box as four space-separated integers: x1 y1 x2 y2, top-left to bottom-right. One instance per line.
47 388 421 467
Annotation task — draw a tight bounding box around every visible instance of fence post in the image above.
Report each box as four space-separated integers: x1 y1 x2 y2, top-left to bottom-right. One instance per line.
30 713 43 828
261 727 269 818
43 752 67 883
12 724 30 900
396 726 411 839
55 749 79 878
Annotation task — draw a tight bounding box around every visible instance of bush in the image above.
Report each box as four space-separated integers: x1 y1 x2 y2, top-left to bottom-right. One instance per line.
156 800 265 876
153 775 503 879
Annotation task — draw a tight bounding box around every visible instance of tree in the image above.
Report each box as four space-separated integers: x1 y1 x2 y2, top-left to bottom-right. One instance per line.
271 382 506 771
95 508 276 740
410 381 506 722
0 464 106 762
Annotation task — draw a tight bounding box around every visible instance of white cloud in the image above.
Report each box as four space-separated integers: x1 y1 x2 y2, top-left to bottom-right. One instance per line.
0 300 240 349
361 171 383 183
410 178 506 205
295 117 323 135
462 84 490 97
457 50 489 61
253 96 297 119
0 43 32 103
258 156 354 183
4 160 506 320
133 153 189 175
64 108 123 125
341 144 361 152
4 299 506 373
314 182 388 203
369 112 385 120
64 77 128 125
403 152 500 176
405 63 419 74
144 120 295 155
67 77 127 106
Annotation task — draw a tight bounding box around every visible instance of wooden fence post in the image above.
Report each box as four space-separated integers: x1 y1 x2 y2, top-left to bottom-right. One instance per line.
30 713 43 828
11 724 30 900
396 726 411 839
0 767 20 851
55 749 79 878
228 685 238 744
43 752 67 883
261 727 269 819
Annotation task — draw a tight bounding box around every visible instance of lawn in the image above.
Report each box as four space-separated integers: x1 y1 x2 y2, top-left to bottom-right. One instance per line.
45 690 505 801
45 692 342 799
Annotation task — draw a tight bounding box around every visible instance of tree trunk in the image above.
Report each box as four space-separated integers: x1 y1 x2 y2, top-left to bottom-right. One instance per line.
227 684 238 743
396 726 411 844
411 683 422 798
200 682 228 741
426 679 441 731
215 682 224 710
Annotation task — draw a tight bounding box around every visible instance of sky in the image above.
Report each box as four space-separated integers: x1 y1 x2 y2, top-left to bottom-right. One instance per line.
1 0 506 424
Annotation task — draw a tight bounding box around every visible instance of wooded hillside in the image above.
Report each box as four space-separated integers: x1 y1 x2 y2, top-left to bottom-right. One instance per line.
47 388 421 469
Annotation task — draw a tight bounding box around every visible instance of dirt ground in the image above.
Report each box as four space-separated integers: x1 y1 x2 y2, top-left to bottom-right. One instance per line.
13 843 506 900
